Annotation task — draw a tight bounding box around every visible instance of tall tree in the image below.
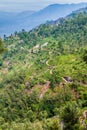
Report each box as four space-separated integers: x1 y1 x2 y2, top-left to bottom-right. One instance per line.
0 38 4 54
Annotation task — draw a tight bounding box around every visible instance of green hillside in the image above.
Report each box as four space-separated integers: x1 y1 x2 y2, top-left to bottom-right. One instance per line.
0 12 87 129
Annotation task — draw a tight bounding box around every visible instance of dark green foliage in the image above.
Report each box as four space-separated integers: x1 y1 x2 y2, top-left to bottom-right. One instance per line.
60 102 80 130
82 49 87 63
0 38 4 54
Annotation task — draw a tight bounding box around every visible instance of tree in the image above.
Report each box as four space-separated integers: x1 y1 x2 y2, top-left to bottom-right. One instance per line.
0 38 4 54
82 49 87 63
60 102 80 130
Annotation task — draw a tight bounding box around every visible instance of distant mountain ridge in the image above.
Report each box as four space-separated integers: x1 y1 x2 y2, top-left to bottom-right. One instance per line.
47 6 87 25
67 6 87 18
1 3 87 36
17 11 35 19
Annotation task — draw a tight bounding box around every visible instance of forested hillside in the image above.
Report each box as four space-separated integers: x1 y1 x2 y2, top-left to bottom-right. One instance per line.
0 12 87 129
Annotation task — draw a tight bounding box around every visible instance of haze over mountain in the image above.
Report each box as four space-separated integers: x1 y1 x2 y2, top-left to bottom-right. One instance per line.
1 3 87 36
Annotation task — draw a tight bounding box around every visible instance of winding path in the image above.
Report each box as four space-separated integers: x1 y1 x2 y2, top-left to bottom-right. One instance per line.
46 59 55 75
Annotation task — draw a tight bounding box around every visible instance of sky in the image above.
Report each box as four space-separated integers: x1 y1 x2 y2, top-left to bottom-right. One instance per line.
0 0 87 12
